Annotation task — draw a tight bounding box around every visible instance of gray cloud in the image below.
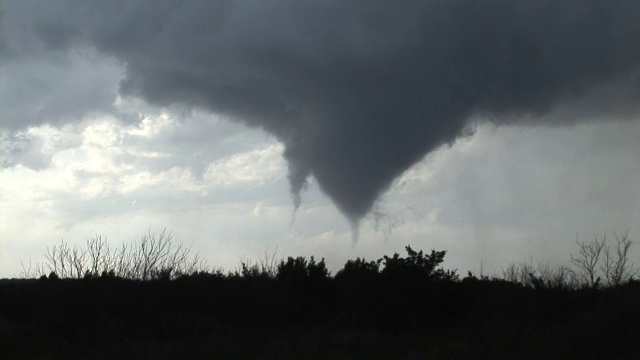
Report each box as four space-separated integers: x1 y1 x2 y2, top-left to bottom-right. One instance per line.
0 47 123 131
3 0 639 223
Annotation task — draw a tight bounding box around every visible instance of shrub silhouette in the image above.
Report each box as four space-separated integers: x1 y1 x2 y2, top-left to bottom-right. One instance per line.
274 256 332 322
335 257 381 282
380 246 456 282
334 258 382 326
276 256 329 285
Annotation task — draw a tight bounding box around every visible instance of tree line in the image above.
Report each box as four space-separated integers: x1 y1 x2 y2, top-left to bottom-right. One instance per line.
19 228 638 289
4 229 639 359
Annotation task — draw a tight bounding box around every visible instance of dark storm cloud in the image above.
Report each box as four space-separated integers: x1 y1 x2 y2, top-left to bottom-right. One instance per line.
3 0 639 222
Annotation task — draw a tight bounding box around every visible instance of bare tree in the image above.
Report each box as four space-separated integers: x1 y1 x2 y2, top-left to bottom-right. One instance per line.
570 233 606 287
32 228 208 280
20 260 47 279
258 247 281 278
87 235 109 276
237 247 281 279
534 261 578 290
120 228 208 279
43 239 80 278
501 259 535 285
601 230 638 287
570 230 638 288
501 259 578 289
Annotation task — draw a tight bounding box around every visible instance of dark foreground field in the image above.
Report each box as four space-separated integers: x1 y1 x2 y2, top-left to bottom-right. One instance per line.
3 271 639 360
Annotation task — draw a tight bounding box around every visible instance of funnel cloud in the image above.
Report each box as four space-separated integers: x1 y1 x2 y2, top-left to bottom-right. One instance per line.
3 0 639 223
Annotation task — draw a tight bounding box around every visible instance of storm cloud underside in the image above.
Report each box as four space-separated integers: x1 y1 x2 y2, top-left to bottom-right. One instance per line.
2 0 639 223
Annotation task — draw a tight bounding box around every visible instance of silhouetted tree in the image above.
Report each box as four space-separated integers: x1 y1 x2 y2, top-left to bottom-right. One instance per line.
571 233 606 287
276 256 329 284
601 230 638 287
381 246 455 281
335 257 381 282
31 229 207 280
571 230 638 287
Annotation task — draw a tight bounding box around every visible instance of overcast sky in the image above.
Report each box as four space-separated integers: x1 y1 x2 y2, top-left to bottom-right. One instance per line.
2 0 639 277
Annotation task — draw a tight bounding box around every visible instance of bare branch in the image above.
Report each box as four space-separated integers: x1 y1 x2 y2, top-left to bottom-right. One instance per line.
601 230 638 286
36 229 206 280
570 233 606 287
